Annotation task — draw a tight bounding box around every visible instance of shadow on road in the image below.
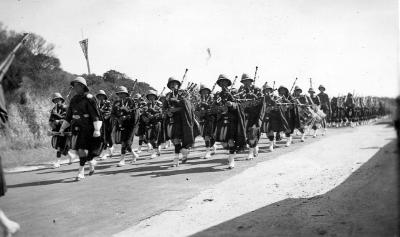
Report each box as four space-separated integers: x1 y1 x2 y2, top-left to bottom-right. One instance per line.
7 177 77 188
191 141 398 237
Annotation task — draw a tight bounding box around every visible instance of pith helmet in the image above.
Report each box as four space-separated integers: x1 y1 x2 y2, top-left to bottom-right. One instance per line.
216 74 232 87
70 76 89 92
240 73 253 83
116 86 129 95
167 77 181 89
263 84 273 90
146 90 158 100
96 90 108 99
52 92 64 103
294 86 302 93
199 84 211 93
318 85 326 91
308 88 315 93
278 85 289 94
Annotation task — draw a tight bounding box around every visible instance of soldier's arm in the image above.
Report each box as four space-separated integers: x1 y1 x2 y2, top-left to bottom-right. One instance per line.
86 96 101 122
59 103 73 133
86 95 102 137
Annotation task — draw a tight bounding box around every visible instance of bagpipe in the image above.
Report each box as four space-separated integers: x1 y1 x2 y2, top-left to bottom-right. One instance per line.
47 130 72 150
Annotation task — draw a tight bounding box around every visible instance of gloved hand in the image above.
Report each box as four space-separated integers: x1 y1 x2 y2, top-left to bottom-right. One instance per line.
93 121 103 137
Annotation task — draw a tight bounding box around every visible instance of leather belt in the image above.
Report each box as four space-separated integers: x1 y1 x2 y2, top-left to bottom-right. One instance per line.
72 114 89 119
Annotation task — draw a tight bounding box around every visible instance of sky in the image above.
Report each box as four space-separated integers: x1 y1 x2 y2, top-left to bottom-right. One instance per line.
0 0 398 97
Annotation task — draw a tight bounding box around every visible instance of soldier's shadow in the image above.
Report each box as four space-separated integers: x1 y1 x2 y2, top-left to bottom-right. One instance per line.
7 177 77 188
37 164 115 174
130 165 227 178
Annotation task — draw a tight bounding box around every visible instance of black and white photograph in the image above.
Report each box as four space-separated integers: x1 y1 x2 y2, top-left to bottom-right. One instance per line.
0 0 398 236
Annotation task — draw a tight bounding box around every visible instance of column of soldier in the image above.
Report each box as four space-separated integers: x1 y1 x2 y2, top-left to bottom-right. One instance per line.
48 71 389 181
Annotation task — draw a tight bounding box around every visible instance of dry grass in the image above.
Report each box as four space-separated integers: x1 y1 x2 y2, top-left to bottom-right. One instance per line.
1 87 54 167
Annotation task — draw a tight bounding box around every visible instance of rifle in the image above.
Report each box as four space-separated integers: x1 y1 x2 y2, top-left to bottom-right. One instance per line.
210 81 217 93
253 66 258 85
289 77 298 93
309 78 313 89
181 68 189 87
230 76 238 90
156 87 166 101
0 33 30 83
130 79 138 96
47 131 72 136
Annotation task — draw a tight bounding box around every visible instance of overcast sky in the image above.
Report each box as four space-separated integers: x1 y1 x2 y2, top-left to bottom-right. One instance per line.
0 0 398 97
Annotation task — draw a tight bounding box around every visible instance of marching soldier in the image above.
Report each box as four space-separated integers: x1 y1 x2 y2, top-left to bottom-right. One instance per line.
157 91 171 149
278 85 298 145
317 85 331 128
293 86 314 142
344 93 356 127
237 73 263 159
59 77 103 181
308 87 324 137
262 84 291 152
133 93 147 153
96 90 114 160
236 73 262 99
213 74 246 169
196 84 217 159
112 86 139 166
141 90 163 159
163 77 198 167
49 92 73 168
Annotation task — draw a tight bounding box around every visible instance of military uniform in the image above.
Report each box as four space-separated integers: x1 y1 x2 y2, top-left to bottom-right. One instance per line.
261 85 291 151
344 93 356 126
163 77 198 166
308 87 325 136
213 74 247 169
49 94 69 158
60 77 103 180
65 93 102 158
141 90 163 158
111 86 139 166
277 86 298 145
49 93 72 168
96 90 114 160
133 93 148 153
317 85 331 120
237 73 263 159
196 84 216 159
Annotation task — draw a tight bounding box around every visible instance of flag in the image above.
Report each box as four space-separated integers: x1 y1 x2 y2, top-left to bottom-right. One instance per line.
79 39 89 60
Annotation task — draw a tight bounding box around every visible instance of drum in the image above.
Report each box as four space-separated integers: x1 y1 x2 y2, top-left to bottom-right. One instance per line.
112 125 122 144
297 105 314 125
51 136 58 149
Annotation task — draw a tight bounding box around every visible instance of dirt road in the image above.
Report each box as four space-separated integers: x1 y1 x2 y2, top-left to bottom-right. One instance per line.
0 123 397 237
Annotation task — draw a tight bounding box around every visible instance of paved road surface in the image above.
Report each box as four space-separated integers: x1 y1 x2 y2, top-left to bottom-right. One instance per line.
0 123 396 237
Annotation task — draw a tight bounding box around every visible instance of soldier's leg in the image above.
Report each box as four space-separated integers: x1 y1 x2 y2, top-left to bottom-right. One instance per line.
137 135 144 153
76 149 88 181
312 124 318 138
267 131 274 152
181 143 190 164
172 139 181 167
53 150 61 168
227 139 235 169
204 136 211 159
0 210 20 236
285 131 293 146
149 140 158 159
210 138 216 154
298 127 305 142
118 142 127 167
